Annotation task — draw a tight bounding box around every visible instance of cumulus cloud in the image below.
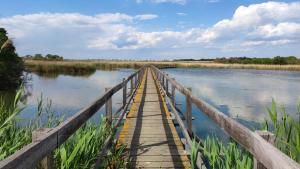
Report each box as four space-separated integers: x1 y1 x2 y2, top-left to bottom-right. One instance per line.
0 1 299 59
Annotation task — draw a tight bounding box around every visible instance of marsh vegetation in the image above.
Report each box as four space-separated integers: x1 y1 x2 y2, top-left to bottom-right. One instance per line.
25 59 300 75
0 90 127 168
0 28 24 90
199 101 300 169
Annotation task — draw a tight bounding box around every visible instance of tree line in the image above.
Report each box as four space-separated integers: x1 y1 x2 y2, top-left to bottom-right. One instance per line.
24 54 64 61
214 56 300 65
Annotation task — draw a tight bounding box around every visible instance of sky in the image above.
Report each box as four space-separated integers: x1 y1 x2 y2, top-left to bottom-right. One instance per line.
0 0 299 60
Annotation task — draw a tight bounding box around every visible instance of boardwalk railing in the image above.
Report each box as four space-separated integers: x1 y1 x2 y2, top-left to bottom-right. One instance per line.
151 65 300 169
0 67 146 169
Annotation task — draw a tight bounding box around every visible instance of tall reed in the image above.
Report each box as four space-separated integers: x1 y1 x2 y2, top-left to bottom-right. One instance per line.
201 136 253 169
0 90 126 168
262 99 300 163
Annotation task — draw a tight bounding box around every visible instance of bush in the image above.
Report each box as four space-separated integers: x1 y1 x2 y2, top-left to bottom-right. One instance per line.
0 28 24 90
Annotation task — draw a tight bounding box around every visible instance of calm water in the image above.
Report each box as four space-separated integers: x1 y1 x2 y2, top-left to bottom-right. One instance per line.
6 69 135 123
1 68 300 139
164 68 300 139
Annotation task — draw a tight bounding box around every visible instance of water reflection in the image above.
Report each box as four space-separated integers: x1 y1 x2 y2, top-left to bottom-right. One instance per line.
165 68 300 139
0 69 134 123
1 68 299 140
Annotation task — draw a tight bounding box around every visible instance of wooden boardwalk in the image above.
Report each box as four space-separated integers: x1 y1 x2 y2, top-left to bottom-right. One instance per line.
118 68 190 168
2 66 299 169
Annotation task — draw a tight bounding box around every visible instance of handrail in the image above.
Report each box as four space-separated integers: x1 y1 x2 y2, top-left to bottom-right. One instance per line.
150 65 300 169
151 69 206 169
92 71 144 169
0 67 146 169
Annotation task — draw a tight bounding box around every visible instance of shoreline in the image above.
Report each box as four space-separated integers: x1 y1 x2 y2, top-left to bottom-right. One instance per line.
24 60 300 72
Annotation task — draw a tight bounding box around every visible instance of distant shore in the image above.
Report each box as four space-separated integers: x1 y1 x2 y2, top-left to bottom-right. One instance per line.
24 60 300 74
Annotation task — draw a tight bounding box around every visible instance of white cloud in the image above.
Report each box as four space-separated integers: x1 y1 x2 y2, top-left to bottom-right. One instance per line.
250 22 300 39
194 1 300 49
137 0 186 5
134 14 158 20
0 1 299 59
176 12 187 16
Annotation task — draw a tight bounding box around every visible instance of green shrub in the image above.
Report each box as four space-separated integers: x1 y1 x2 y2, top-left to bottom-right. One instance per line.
0 28 24 90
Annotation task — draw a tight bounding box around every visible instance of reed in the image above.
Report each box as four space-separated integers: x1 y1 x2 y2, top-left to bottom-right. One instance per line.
201 99 300 169
202 136 253 169
262 99 300 163
25 60 300 72
55 118 112 169
190 138 201 169
25 60 97 76
0 90 126 168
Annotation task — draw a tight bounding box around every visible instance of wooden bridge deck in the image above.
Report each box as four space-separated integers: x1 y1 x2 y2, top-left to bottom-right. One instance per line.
118 68 190 168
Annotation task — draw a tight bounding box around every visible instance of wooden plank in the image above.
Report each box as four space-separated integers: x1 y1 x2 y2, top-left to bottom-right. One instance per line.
130 155 189 162
118 67 190 169
128 161 190 168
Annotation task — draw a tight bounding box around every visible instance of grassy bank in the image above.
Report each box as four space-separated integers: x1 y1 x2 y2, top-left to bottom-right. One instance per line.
25 60 97 76
25 60 300 73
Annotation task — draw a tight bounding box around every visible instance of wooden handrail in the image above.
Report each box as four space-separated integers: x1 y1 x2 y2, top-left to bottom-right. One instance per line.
150 65 300 169
0 67 146 169
151 69 206 169
92 69 144 169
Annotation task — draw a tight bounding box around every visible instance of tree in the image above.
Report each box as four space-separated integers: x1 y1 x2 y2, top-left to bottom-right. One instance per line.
0 28 24 90
273 56 287 65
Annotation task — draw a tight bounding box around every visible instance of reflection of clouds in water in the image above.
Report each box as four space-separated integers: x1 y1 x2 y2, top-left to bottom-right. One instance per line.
23 70 133 118
166 68 300 122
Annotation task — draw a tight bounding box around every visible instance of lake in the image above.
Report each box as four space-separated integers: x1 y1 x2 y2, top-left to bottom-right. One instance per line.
1 68 300 140
164 68 300 139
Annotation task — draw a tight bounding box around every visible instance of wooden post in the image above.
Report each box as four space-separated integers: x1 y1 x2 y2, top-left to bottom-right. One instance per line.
186 87 192 136
162 75 165 89
134 74 138 87
32 128 54 169
105 88 112 125
166 74 169 96
171 78 175 106
253 131 275 169
123 78 127 108
130 78 134 95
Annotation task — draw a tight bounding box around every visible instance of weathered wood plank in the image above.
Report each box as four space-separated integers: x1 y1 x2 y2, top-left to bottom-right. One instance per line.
128 161 190 168
118 68 190 169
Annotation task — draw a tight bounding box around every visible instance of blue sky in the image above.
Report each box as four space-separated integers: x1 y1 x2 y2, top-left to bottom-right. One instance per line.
0 0 299 59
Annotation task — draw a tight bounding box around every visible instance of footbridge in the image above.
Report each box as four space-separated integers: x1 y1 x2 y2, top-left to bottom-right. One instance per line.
0 66 299 169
